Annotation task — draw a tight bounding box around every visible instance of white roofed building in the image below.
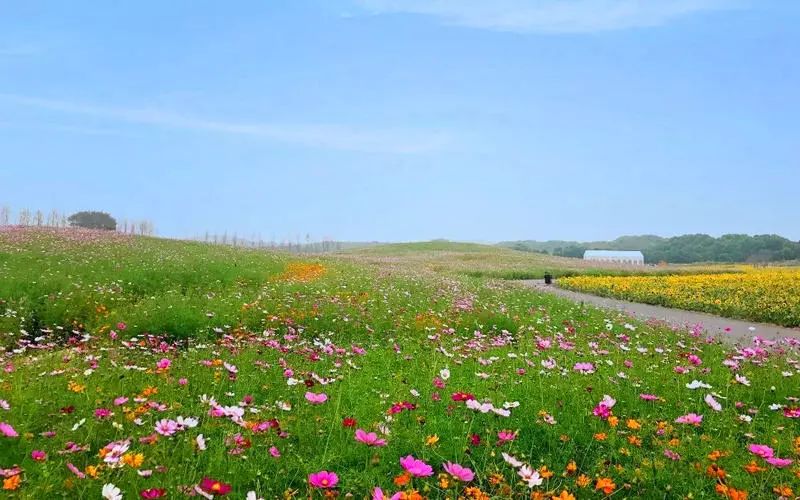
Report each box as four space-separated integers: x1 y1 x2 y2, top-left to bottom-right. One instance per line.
583 250 644 265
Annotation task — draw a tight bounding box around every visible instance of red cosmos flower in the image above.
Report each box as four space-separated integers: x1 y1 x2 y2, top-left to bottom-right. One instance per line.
451 392 475 402
342 417 357 428
140 488 166 499
469 433 481 446
199 477 231 496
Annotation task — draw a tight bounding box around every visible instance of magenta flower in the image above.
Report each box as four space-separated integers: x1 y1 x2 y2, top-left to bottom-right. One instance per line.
0 422 18 438
573 362 595 374
443 462 474 482
94 408 113 419
747 444 774 458
399 455 433 477
765 457 793 468
31 450 47 461
674 413 703 426
639 394 659 401
355 429 387 447
269 446 281 458
308 470 338 489
156 358 171 370
496 430 516 444
373 488 403 500
305 392 328 404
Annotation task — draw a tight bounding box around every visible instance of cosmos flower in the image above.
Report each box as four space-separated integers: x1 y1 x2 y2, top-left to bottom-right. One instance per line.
308 470 338 489
399 455 433 477
443 462 474 482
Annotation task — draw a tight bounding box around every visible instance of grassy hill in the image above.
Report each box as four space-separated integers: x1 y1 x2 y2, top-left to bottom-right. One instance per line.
0 227 798 498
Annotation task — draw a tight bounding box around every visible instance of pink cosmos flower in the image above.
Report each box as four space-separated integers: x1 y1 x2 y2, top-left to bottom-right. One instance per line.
355 429 387 447
116 322 127 330
593 404 612 419
154 419 178 436
66 462 86 478
748 444 774 458
443 462 474 482
765 457 793 468
305 392 328 404
0 422 18 437
373 488 403 500
674 413 703 426
308 470 338 489
178 378 188 386
663 449 681 461
269 446 281 458
704 394 722 412
113 397 129 406
94 408 113 419
573 362 595 374
497 430 516 444
687 354 702 366
783 407 800 418
31 450 47 461
156 358 171 370
399 455 434 477
639 394 659 401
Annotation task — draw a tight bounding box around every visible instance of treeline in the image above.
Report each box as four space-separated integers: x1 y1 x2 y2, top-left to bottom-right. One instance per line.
196 232 378 254
500 234 800 263
0 206 155 236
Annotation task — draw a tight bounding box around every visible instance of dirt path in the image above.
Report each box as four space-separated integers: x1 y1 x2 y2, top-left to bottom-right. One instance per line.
520 280 800 343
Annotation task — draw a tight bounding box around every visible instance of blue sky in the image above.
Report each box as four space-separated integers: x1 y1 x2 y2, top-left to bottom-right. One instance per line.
1 0 798 242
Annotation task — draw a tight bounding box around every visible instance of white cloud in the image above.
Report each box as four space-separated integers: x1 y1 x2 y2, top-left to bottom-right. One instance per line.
0 94 451 154
353 0 741 33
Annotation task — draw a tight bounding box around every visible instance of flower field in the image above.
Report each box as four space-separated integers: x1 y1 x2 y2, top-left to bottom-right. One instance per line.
559 269 800 328
1 228 799 499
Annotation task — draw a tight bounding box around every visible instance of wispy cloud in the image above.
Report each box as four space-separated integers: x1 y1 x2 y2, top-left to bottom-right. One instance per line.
353 0 742 33
0 94 452 154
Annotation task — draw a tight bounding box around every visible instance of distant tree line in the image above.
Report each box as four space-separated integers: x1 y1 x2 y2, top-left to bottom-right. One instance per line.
500 234 800 264
198 231 359 254
0 206 154 236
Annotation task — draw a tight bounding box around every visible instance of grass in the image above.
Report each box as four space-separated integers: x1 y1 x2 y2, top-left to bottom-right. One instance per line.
1 228 799 499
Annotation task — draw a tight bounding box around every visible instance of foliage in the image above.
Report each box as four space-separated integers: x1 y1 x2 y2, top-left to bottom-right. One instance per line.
502 234 800 264
67 211 117 231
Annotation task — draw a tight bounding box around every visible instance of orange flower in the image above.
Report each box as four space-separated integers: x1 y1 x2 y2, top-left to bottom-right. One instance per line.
708 450 723 461
626 419 641 430
706 464 727 480
576 474 591 488
565 460 577 475
607 416 619 427
594 433 607 441
122 452 144 468
595 477 616 495
539 466 554 479
773 485 793 497
393 472 411 487
715 484 747 500
2 475 20 491
742 461 766 474
627 435 642 447
551 491 575 500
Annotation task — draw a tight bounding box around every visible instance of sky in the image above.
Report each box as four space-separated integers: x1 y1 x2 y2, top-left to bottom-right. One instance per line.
1 0 798 242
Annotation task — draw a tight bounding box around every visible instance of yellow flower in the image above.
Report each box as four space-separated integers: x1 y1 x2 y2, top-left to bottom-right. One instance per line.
122 452 144 468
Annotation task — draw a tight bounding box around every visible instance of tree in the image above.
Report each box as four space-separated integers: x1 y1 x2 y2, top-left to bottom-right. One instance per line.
67 211 117 230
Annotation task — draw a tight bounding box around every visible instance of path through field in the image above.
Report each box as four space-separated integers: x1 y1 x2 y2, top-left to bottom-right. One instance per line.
521 279 800 343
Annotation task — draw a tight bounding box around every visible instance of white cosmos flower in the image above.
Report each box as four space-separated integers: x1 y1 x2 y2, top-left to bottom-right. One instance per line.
518 465 543 487
195 434 207 451
439 368 450 380
101 483 123 500
686 380 712 390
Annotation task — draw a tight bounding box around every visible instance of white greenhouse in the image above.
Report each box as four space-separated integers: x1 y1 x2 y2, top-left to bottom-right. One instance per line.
583 250 644 265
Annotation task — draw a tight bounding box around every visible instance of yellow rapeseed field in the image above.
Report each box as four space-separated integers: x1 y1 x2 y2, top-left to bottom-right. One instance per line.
559 267 800 327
